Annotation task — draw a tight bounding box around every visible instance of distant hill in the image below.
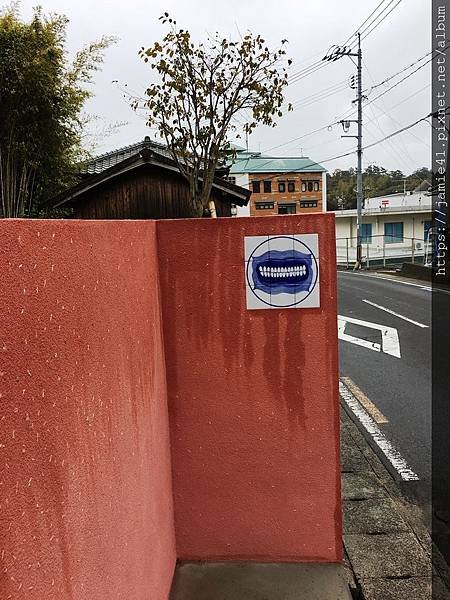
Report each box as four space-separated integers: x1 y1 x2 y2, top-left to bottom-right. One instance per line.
327 165 431 210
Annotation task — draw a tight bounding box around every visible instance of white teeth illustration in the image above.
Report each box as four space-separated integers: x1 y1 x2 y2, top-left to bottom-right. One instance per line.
259 264 308 279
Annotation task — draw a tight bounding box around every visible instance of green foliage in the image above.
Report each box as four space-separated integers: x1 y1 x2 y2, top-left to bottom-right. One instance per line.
136 13 292 216
0 5 115 217
327 165 432 210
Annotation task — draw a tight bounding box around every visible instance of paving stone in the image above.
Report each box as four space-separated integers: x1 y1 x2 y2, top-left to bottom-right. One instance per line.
169 562 353 600
341 435 372 473
342 471 387 500
344 532 432 579
343 497 410 534
360 577 434 600
342 422 394 481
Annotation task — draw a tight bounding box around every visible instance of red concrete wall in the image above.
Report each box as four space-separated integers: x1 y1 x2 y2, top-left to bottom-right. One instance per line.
0 220 176 600
158 214 341 562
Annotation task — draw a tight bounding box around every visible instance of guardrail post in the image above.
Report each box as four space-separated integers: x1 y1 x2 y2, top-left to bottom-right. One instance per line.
411 238 415 264
383 237 386 268
366 242 370 270
346 237 349 270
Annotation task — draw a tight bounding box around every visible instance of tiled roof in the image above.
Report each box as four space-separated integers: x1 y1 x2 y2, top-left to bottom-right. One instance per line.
229 152 326 174
80 140 326 179
51 144 251 208
79 138 173 175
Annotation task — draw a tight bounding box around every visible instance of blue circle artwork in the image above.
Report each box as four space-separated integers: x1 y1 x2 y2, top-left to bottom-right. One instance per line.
246 236 319 308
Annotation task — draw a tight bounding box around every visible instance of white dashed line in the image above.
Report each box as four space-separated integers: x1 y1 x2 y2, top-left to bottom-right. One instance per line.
362 299 429 328
339 271 450 295
340 379 419 481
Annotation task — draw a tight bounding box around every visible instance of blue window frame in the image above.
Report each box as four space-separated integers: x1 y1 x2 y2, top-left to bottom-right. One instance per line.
423 220 433 241
361 223 372 244
384 222 403 244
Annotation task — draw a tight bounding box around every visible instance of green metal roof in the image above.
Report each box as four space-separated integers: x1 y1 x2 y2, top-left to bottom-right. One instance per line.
229 152 326 174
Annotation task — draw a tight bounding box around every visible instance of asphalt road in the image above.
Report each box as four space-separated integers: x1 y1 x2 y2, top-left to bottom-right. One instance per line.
337 271 433 500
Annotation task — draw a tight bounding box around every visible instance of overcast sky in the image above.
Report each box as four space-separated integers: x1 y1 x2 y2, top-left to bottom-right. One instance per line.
21 0 431 177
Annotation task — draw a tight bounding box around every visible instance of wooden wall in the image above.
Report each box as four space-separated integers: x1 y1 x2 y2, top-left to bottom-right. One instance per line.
73 166 232 219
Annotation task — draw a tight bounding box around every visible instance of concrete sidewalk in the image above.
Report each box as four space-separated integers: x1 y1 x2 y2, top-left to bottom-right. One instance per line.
170 562 352 600
169 405 450 599
341 405 450 599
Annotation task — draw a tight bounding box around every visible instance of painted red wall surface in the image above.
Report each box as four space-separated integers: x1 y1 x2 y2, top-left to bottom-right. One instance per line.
0 221 176 600
158 214 341 562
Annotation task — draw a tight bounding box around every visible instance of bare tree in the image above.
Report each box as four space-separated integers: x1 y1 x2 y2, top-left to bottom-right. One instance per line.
136 13 292 217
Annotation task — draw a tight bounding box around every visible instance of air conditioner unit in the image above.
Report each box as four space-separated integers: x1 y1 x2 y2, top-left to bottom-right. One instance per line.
415 242 422 250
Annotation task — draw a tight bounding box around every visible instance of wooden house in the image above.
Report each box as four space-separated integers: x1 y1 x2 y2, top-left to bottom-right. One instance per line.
51 139 250 219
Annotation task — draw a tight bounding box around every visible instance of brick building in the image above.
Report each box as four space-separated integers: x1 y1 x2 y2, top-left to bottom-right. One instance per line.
227 146 327 216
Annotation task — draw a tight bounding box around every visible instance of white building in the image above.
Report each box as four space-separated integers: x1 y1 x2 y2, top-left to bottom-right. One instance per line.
335 187 432 266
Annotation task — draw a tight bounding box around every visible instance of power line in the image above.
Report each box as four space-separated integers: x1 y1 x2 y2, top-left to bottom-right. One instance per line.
363 112 432 151
357 0 403 44
291 80 349 110
234 111 434 189
372 100 431 149
249 7 430 161
288 1 400 85
294 86 349 110
291 79 348 104
365 54 442 107
364 42 449 96
352 0 397 42
284 82 430 157
364 114 416 174
363 59 419 174
364 50 433 94
335 42 449 123
244 112 433 185
342 0 389 47
254 113 346 155
288 61 329 86
253 65 432 159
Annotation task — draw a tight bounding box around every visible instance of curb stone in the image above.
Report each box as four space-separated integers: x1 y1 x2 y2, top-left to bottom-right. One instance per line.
340 405 450 599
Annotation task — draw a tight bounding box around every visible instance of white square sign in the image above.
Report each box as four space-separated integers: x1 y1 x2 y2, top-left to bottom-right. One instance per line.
244 233 320 310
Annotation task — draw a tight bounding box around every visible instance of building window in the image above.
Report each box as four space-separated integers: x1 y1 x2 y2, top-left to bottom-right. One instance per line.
300 200 318 208
251 180 261 193
278 203 296 215
278 181 286 193
423 220 433 241
301 182 307 192
307 182 313 192
255 202 274 210
314 181 320 192
288 181 295 192
384 222 404 244
361 223 372 244
225 176 237 185
263 180 272 193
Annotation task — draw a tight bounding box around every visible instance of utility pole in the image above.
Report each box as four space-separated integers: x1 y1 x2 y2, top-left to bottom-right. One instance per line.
323 34 364 269
356 33 363 268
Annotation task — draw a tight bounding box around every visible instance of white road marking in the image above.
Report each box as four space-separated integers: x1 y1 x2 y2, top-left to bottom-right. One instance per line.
362 299 429 329
340 379 419 481
338 314 401 358
341 376 388 424
339 271 450 295
339 271 432 290
338 318 381 353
